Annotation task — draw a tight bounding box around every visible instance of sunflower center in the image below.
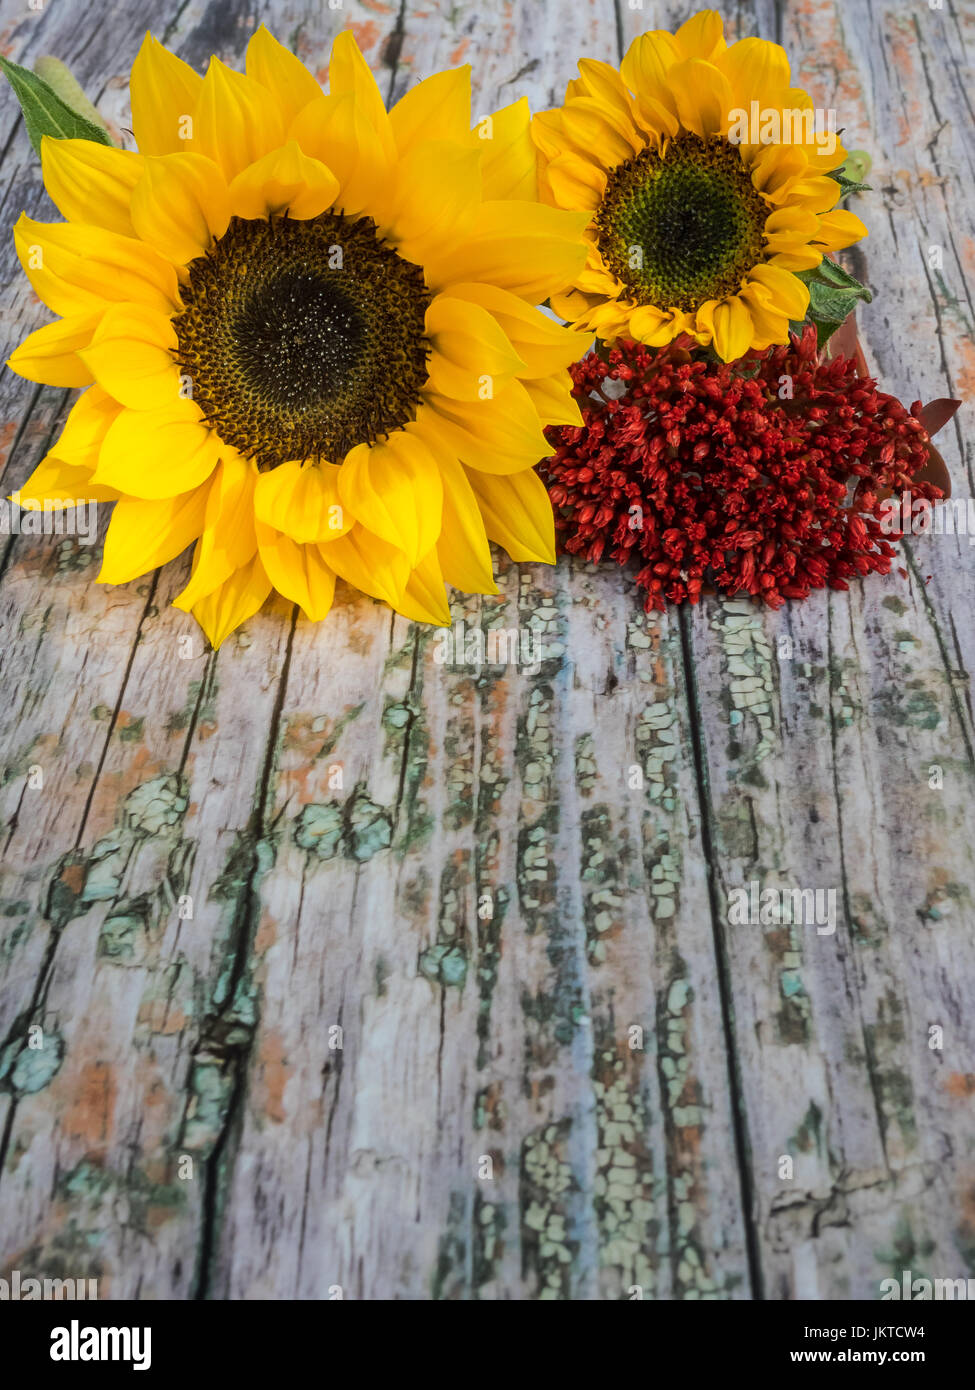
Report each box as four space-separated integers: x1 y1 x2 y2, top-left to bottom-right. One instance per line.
593 135 768 312
173 213 431 469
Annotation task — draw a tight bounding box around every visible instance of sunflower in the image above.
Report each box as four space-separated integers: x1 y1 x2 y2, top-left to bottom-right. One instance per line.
532 9 868 361
8 27 592 645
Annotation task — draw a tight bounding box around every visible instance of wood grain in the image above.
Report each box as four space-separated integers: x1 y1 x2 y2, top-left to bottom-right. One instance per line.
0 0 972 1300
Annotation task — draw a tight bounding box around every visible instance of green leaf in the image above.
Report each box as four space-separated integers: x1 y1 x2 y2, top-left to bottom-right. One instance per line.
0 54 112 156
794 258 873 350
809 281 861 321
807 260 873 302
33 57 109 134
808 318 848 350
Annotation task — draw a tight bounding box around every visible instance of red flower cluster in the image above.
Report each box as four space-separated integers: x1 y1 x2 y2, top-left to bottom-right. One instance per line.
540 327 942 610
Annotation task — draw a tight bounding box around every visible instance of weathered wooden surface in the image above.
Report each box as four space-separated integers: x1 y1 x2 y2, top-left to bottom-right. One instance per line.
0 0 973 1300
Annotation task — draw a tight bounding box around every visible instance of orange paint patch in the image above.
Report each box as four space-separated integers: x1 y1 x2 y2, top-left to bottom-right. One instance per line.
138 999 187 1035
258 1031 292 1124
944 1073 975 1098
349 20 381 56
60 861 87 896
952 337 975 402
450 39 470 65
0 419 18 474
66 1061 117 1150
254 910 277 955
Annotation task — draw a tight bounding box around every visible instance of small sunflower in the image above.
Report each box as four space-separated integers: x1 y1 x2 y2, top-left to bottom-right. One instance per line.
532 9 868 361
8 27 592 645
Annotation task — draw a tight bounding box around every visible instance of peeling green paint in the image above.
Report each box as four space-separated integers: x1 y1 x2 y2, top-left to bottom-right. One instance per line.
520 1120 577 1299
2 1027 64 1094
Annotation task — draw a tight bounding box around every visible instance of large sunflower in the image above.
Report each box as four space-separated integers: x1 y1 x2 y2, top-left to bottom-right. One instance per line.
8 28 591 645
532 9 868 361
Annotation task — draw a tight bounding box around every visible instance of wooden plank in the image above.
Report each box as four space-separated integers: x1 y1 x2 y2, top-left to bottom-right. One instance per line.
615 0 975 1298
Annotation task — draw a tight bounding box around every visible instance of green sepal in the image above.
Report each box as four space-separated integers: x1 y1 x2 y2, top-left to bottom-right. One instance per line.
795 259 873 349
0 53 112 156
827 149 873 200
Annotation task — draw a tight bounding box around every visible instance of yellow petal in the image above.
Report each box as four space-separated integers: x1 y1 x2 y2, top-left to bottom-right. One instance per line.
256 523 337 622
190 552 272 648
424 379 549 475
545 152 606 210
522 371 582 428
17 394 121 504
436 452 497 594
763 206 821 240
738 283 790 343
767 247 824 272
323 527 410 609
668 58 735 139
675 9 727 60
710 297 756 362
620 31 681 113
16 453 117 508
227 141 339 220
174 456 258 610
289 92 393 221
477 97 537 201
14 212 179 317
338 431 443 565
130 33 202 156
530 107 570 165
560 97 639 167
425 293 526 400
574 60 640 128
387 140 481 262
716 36 790 107
550 286 592 323
390 67 471 154
40 138 144 236
393 546 451 626
781 175 842 212
99 485 211 584
36 385 122 473
443 282 589 376
95 403 221 498
7 311 100 386
429 201 591 302
327 30 396 163
628 304 679 346
465 466 555 564
79 303 181 411
253 460 351 543
746 263 810 319
192 57 285 180
813 210 868 251
245 25 322 127
750 143 810 196
131 152 230 265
